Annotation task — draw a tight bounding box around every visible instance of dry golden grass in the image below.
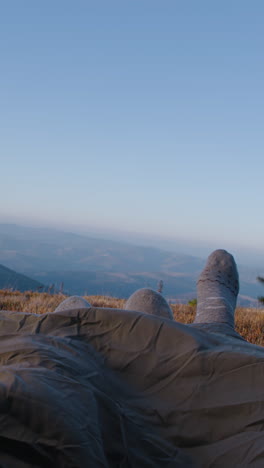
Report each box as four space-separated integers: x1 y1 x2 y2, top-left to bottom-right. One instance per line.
234 307 264 345
0 290 126 314
1 290 264 345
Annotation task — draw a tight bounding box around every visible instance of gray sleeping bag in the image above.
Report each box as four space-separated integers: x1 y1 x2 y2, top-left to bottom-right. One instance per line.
0 307 263 467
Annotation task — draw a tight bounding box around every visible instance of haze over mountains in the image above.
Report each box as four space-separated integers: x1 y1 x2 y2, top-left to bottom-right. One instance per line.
0 223 263 305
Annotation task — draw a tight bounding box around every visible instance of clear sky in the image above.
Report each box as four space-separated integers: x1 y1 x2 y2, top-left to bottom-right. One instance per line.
1 1 264 252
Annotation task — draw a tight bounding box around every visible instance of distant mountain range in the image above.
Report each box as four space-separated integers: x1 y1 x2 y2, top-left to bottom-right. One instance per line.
0 223 263 305
0 263 43 292
0 223 204 273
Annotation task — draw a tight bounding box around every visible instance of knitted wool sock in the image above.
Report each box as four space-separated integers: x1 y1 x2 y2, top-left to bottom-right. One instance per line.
54 296 91 312
125 288 173 320
194 249 239 328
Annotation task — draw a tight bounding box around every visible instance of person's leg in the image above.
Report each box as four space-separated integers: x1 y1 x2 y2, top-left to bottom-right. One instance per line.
193 249 239 329
54 296 91 313
125 288 173 320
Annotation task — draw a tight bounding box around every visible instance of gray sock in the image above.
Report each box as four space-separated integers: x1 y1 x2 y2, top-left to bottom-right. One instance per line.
54 296 91 313
194 249 239 328
125 288 173 320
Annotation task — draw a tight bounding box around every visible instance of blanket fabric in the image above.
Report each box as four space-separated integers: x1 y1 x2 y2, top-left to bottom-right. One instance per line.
0 307 263 467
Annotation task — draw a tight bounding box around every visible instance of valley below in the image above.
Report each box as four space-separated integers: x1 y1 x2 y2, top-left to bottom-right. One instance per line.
0 223 263 306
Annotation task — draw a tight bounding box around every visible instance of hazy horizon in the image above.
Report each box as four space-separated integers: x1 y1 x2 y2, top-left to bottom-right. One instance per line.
2 216 264 272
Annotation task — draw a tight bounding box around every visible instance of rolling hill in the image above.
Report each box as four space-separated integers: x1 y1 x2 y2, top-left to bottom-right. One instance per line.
0 263 44 292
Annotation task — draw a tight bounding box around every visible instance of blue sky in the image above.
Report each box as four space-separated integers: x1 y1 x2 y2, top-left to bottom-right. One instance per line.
1 1 264 252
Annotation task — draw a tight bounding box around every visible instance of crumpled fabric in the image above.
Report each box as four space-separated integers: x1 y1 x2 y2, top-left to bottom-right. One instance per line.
0 307 263 467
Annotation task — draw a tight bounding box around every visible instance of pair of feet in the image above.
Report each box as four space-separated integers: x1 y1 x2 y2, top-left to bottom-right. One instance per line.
125 249 239 329
55 250 239 330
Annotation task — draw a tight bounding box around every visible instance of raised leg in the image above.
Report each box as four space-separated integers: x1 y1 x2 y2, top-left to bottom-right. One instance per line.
193 249 239 329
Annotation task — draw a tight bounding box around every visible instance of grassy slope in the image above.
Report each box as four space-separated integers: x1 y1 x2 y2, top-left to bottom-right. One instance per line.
0 290 264 345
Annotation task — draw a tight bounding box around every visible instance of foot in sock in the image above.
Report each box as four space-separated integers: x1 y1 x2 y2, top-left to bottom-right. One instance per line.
125 288 173 320
54 296 91 313
194 249 239 328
